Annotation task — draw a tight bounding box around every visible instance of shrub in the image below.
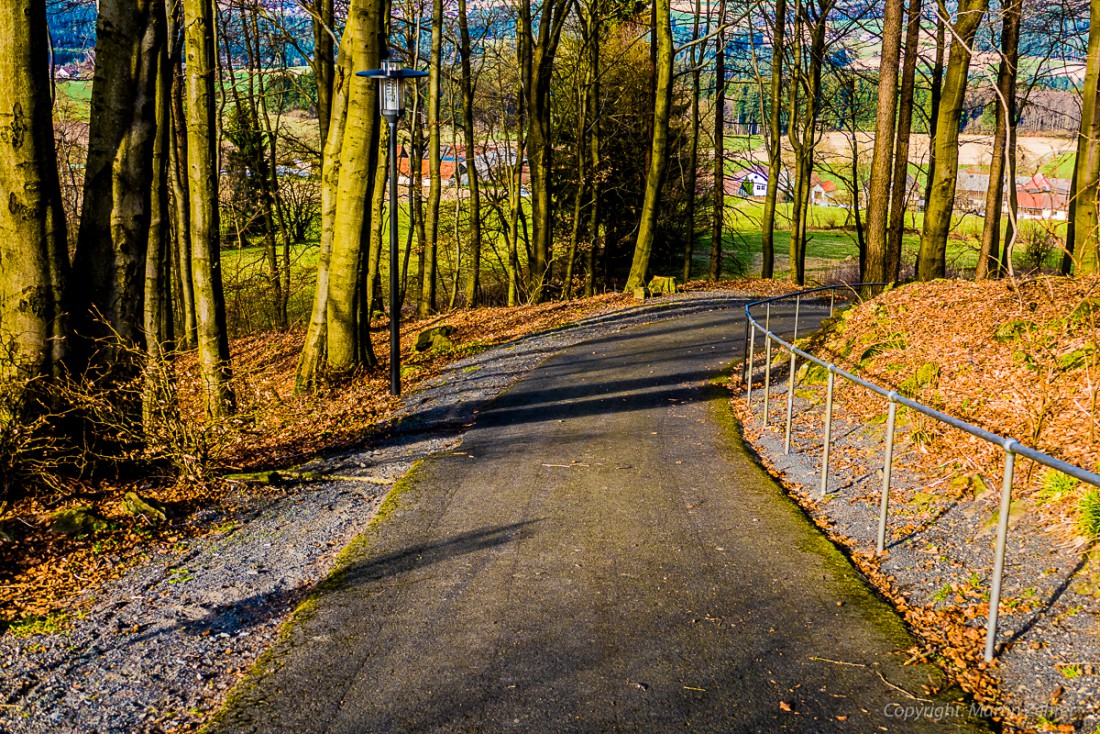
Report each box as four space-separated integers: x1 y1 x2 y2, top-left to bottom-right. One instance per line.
1077 488 1100 540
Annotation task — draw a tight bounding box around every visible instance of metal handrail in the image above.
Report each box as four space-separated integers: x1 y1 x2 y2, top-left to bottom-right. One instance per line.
742 283 1100 663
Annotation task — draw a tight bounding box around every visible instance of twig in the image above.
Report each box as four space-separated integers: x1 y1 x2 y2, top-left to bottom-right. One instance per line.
876 670 933 702
809 656 866 668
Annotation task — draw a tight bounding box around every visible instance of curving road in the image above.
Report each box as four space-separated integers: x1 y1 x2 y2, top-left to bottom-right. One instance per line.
209 302 987 733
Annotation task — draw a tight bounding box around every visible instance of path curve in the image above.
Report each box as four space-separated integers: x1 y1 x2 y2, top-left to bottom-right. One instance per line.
210 303 986 733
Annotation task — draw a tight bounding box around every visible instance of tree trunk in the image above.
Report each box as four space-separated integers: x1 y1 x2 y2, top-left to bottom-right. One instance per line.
146 8 172 357
863 0 903 284
183 0 235 415
73 0 162 359
420 0 442 317
682 0 704 283
1072 0 1100 275
624 0 673 292
584 8 601 298
760 0 785 279
167 3 195 349
885 0 922 282
923 0 946 210
0 0 70 386
978 0 1020 279
459 0 484 307
296 0 384 389
709 0 727 282
311 0 336 141
917 0 988 281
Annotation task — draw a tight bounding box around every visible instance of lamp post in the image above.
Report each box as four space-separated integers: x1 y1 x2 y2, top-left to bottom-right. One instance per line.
357 59 428 396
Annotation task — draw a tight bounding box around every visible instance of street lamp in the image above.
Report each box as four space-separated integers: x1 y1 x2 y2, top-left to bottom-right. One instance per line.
357 58 428 396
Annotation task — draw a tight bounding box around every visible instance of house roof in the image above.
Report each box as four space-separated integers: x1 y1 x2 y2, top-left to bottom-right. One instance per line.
1017 189 1068 211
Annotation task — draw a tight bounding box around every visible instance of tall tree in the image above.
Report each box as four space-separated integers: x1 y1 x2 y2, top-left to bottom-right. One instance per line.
519 0 570 301
311 0 337 141
760 0 786 279
72 0 163 359
624 0 673 291
863 0 903 284
183 0 235 415
917 0 989 281
923 0 946 210
420 0 443 317
885 0 923 281
459 0 485 307
682 0 706 283
296 0 385 390
709 0 728 282
1071 0 1100 275
0 0 70 387
978 0 1021 278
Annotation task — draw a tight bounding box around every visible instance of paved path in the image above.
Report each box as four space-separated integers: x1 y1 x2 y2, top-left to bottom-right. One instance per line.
210 304 986 733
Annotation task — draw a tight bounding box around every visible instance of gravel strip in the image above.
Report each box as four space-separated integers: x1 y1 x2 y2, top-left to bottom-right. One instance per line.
738 354 1100 732
0 292 747 734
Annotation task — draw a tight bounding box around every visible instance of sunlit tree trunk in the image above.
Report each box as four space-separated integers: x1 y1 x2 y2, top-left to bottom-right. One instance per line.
978 0 1020 279
885 0 922 282
296 0 383 390
682 0 704 283
167 1 195 349
458 0 485 307
183 0 235 415
1072 0 1100 274
624 0 672 291
760 0 785 279
420 0 442 317
923 0 946 211
863 0 903 284
311 0 336 141
917 0 988 281
0 0 70 388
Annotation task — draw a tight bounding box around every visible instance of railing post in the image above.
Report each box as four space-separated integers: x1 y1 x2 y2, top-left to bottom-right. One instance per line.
763 333 773 426
742 309 751 384
829 291 835 318
876 395 898 554
785 296 801 452
985 442 1018 663
820 366 835 496
746 324 756 403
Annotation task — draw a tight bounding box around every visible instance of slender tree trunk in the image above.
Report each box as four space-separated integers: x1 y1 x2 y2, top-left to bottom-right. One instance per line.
885 0 922 281
1063 162 1079 274
760 0 786 278
923 0 946 210
709 0 727 282
146 8 172 356
563 70 587 300
0 0 70 386
459 0 484 307
624 0 672 292
917 0 988 281
682 0 704 283
584 8 601 297
312 0 336 141
167 3 195 349
863 0 903 284
419 0 442 317
183 0 234 415
1072 0 1100 275
978 0 1020 279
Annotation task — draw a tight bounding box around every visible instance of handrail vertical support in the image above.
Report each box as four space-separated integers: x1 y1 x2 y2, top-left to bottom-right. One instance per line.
742 310 751 384
784 350 796 454
829 291 835 318
746 324 756 403
763 333 773 426
877 397 898 554
985 446 1017 662
821 367 835 496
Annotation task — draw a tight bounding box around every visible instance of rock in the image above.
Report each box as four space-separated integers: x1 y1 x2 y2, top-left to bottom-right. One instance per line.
648 275 678 295
121 492 167 525
633 287 650 301
50 507 111 536
414 325 456 353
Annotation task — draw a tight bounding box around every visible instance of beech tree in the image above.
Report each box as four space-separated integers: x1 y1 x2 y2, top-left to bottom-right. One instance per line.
918 0 989 281
0 0 70 389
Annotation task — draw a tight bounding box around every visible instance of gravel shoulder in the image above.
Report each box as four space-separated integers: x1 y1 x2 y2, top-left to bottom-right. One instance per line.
0 292 749 734
735 308 1100 733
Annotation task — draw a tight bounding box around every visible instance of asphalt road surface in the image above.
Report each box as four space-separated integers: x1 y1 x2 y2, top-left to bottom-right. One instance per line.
209 302 988 733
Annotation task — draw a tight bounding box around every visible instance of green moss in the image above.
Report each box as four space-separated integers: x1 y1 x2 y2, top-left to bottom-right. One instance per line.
6 612 70 638
858 333 907 364
993 319 1037 343
1058 344 1095 371
899 362 940 398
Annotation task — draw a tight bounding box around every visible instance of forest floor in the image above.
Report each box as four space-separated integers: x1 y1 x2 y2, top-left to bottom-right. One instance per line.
0 286 791 734
732 277 1100 733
